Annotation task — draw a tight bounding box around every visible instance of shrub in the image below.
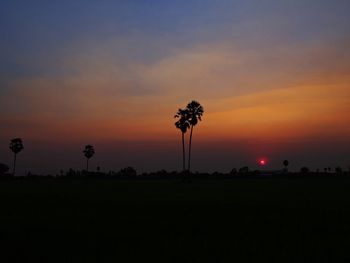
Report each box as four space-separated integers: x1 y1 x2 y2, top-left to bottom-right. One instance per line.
119 167 137 177
300 167 310 174
335 167 342 174
239 166 249 173
0 163 9 175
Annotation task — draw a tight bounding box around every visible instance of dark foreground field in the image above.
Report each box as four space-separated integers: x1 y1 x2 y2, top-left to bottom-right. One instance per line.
1 176 350 262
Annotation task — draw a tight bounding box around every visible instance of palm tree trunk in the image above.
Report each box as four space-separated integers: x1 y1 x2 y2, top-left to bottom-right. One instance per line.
86 158 89 172
182 132 185 172
13 153 17 176
188 125 194 172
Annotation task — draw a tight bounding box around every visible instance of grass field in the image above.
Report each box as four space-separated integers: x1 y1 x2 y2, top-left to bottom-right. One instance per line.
0 176 350 262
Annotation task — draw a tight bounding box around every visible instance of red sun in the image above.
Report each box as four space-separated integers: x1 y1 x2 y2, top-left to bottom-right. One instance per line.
259 159 267 166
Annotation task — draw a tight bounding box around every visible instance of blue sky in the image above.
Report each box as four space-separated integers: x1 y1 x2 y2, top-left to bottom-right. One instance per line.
2 0 349 67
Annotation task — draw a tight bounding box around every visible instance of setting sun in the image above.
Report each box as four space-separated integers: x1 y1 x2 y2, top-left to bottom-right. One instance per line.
259 159 267 166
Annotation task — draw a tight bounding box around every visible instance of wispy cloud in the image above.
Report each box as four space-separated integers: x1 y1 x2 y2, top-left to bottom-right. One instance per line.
1 37 349 143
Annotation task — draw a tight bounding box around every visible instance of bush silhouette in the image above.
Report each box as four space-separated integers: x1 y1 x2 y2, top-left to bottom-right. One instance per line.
0 163 9 175
300 167 310 174
335 167 342 174
119 167 137 177
239 167 249 173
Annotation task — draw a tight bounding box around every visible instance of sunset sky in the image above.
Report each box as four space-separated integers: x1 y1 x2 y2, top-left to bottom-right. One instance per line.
1 0 350 174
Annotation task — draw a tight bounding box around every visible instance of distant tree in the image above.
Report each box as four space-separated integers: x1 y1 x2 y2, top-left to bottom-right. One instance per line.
9 138 24 176
119 167 137 177
300 167 309 174
335 167 342 174
0 163 9 175
83 145 95 172
174 108 190 172
185 100 204 172
230 168 237 175
239 166 249 173
283 160 289 172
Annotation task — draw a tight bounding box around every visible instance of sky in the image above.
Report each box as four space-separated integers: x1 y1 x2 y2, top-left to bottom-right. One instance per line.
1 0 350 174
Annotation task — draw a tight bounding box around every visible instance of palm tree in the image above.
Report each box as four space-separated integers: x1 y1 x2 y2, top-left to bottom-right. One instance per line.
9 138 24 176
83 145 95 172
283 160 289 172
174 108 190 171
185 100 204 172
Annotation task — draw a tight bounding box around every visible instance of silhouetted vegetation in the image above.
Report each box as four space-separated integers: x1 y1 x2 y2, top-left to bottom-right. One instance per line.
83 145 95 172
174 100 204 173
1 166 348 181
335 166 342 174
0 163 9 176
174 108 190 171
239 166 249 173
3 135 348 180
119 166 137 177
9 138 23 176
283 159 289 172
185 100 204 172
300 166 310 174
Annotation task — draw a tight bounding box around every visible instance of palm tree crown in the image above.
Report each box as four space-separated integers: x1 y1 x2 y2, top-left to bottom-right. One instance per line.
174 108 190 133
186 100 204 126
9 138 24 154
9 138 24 176
83 145 95 159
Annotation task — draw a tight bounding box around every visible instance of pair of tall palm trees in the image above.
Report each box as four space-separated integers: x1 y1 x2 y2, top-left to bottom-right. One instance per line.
174 100 204 172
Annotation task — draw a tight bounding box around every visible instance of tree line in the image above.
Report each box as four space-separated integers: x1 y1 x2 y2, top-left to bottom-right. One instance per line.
2 100 349 176
4 100 204 176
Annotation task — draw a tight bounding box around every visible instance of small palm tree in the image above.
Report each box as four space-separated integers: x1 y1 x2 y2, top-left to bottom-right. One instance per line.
174 108 190 171
83 145 95 172
185 100 204 172
9 138 24 176
283 160 289 172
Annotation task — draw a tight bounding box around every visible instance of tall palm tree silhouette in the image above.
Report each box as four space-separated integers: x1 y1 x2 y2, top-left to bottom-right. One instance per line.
185 100 204 172
83 145 95 172
9 138 24 176
174 108 190 171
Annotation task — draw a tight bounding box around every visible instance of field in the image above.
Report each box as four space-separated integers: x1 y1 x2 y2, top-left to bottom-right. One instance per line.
0 176 350 262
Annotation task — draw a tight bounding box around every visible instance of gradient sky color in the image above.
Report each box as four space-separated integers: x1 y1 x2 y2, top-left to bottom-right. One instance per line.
1 0 350 174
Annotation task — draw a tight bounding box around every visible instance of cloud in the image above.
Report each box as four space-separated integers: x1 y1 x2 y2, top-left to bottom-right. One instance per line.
201 82 350 140
1 37 349 144
138 38 350 99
